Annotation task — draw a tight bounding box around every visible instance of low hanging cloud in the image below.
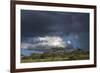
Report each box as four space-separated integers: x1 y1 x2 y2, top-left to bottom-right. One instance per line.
21 36 66 49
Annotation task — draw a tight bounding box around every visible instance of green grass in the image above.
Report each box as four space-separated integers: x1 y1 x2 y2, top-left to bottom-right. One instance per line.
21 49 89 63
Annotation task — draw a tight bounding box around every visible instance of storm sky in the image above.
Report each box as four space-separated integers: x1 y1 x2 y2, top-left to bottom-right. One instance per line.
21 9 89 49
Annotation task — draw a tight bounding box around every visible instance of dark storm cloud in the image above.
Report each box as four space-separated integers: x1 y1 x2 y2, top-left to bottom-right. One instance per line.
21 10 89 37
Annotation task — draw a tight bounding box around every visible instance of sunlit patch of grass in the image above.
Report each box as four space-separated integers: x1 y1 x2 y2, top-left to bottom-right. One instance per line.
21 48 89 63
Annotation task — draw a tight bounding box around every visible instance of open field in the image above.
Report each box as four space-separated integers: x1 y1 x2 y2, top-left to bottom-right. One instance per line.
21 48 89 63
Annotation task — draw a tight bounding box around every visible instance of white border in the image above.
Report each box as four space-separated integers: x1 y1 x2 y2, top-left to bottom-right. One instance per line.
16 4 94 69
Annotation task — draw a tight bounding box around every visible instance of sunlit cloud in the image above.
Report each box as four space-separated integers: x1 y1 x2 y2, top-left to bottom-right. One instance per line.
21 36 66 49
